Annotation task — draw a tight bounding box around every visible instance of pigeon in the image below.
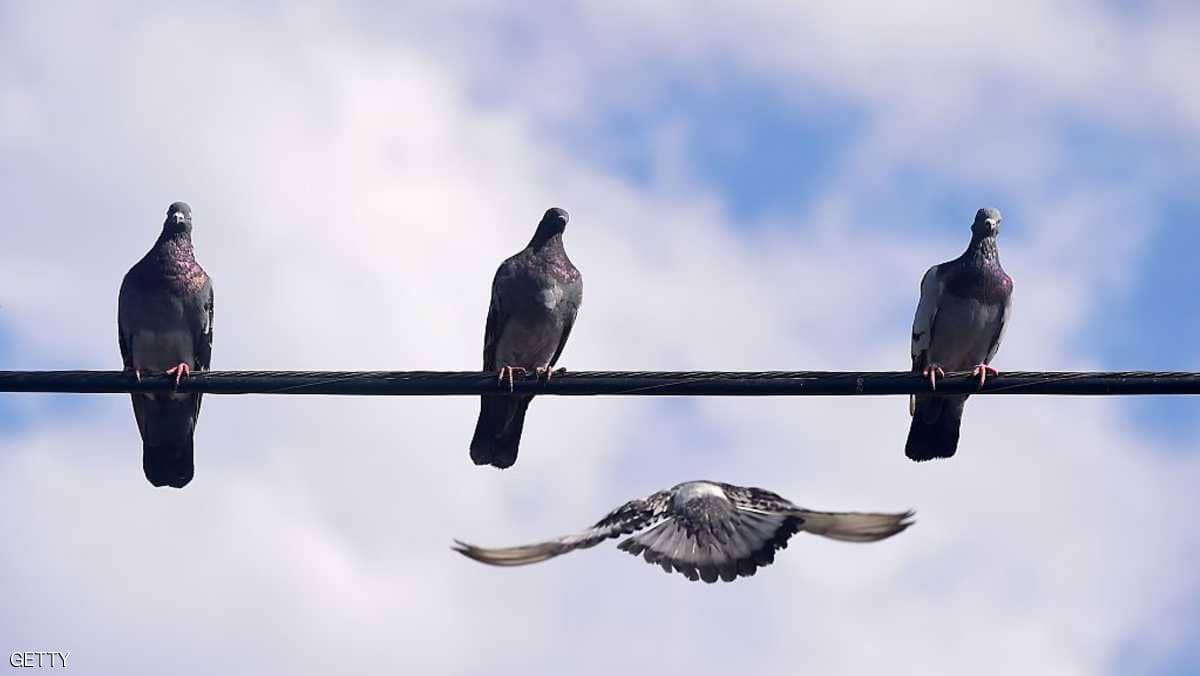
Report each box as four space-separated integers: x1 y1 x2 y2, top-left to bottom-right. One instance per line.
907 207 1013 462
469 207 582 469
454 480 913 583
118 202 214 488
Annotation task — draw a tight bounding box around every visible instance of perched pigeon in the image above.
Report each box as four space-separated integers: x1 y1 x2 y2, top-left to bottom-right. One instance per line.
469 207 582 469
907 208 1013 462
118 202 214 488
454 480 912 583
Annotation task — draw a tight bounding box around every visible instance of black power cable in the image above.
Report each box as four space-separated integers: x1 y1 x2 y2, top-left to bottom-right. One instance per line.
1 370 1199 396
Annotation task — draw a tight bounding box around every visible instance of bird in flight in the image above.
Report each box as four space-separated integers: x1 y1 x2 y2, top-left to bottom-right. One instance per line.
454 480 913 583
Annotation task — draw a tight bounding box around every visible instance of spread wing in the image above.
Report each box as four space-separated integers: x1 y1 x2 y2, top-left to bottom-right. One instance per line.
453 491 671 566
723 485 914 545
910 264 943 414
791 509 915 543
721 483 799 511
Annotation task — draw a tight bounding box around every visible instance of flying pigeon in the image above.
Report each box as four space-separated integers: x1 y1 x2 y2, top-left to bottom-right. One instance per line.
469 207 582 469
118 202 214 488
454 480 913 583
907 207 1013 462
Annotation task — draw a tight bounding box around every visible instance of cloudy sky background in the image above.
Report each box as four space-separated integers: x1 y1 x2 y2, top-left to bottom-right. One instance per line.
2 2 1200 674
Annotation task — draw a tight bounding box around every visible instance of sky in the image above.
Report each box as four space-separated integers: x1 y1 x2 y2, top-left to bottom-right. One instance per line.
2 2 1200 674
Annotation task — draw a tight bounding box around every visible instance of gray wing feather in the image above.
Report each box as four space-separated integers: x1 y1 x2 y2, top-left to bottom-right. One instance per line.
619 485 803 583
617 508 800 583
721 483 799 511
185 279 213 424
910 265 942 415
793 509 915 543
619 484 913 583
453 491 672 566
984 291 1011 364
549 278 581 367
482 262 517 370
193 280 214 371
911 264 942 369
116 273 140 369
548 311 576 368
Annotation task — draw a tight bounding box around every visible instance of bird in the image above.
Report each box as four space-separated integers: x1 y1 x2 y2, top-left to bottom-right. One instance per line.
907 207 1013 462
453 480 913 583
469 207 582 469
118 201 214 488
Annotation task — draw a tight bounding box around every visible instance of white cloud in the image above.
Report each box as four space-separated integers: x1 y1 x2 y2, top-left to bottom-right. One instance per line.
2 2 1199 675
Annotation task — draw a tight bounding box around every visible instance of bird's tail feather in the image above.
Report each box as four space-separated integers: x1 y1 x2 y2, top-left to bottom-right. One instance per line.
143 438 195 488
905 395 966 461
469 395 532 469
135 394 199 488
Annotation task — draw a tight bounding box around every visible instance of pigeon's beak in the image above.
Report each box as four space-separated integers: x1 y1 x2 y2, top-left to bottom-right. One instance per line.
985 218 999 233
174 213 187 225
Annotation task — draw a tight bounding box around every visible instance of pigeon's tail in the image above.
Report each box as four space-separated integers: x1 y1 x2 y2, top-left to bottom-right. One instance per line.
143 438 195 489
132 393 200 488
470 395 532 469
905 394 967 462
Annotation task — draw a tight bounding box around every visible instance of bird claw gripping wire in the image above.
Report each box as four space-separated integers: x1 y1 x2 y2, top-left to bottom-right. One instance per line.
535 366 566 384
497 366 528 392
922 364 946 390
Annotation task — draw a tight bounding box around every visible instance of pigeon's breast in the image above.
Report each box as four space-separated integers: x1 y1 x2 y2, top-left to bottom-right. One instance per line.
508 273 570 324
494 315 561 368
122 288 197 371
945 262 1011 305
928 293 1004 368
129 328 196 372
539 283 565 311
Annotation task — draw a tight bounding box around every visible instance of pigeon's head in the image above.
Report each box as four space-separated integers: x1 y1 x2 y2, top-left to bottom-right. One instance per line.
530 207 569 246
971 208 1001 238
163 201 193 234
540 207 569 234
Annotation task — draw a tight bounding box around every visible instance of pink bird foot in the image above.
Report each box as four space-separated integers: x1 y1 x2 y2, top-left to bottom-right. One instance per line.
497 365 528 392
535 366 567 383
972 363 999 388
165 362 191 387
922 364 946 391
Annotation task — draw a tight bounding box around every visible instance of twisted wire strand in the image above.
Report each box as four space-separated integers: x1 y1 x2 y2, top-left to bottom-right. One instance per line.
1 370 1199 396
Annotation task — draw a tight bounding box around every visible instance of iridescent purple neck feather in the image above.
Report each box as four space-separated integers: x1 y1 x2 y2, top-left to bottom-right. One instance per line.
945 233 1010 304
131 223 207 295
